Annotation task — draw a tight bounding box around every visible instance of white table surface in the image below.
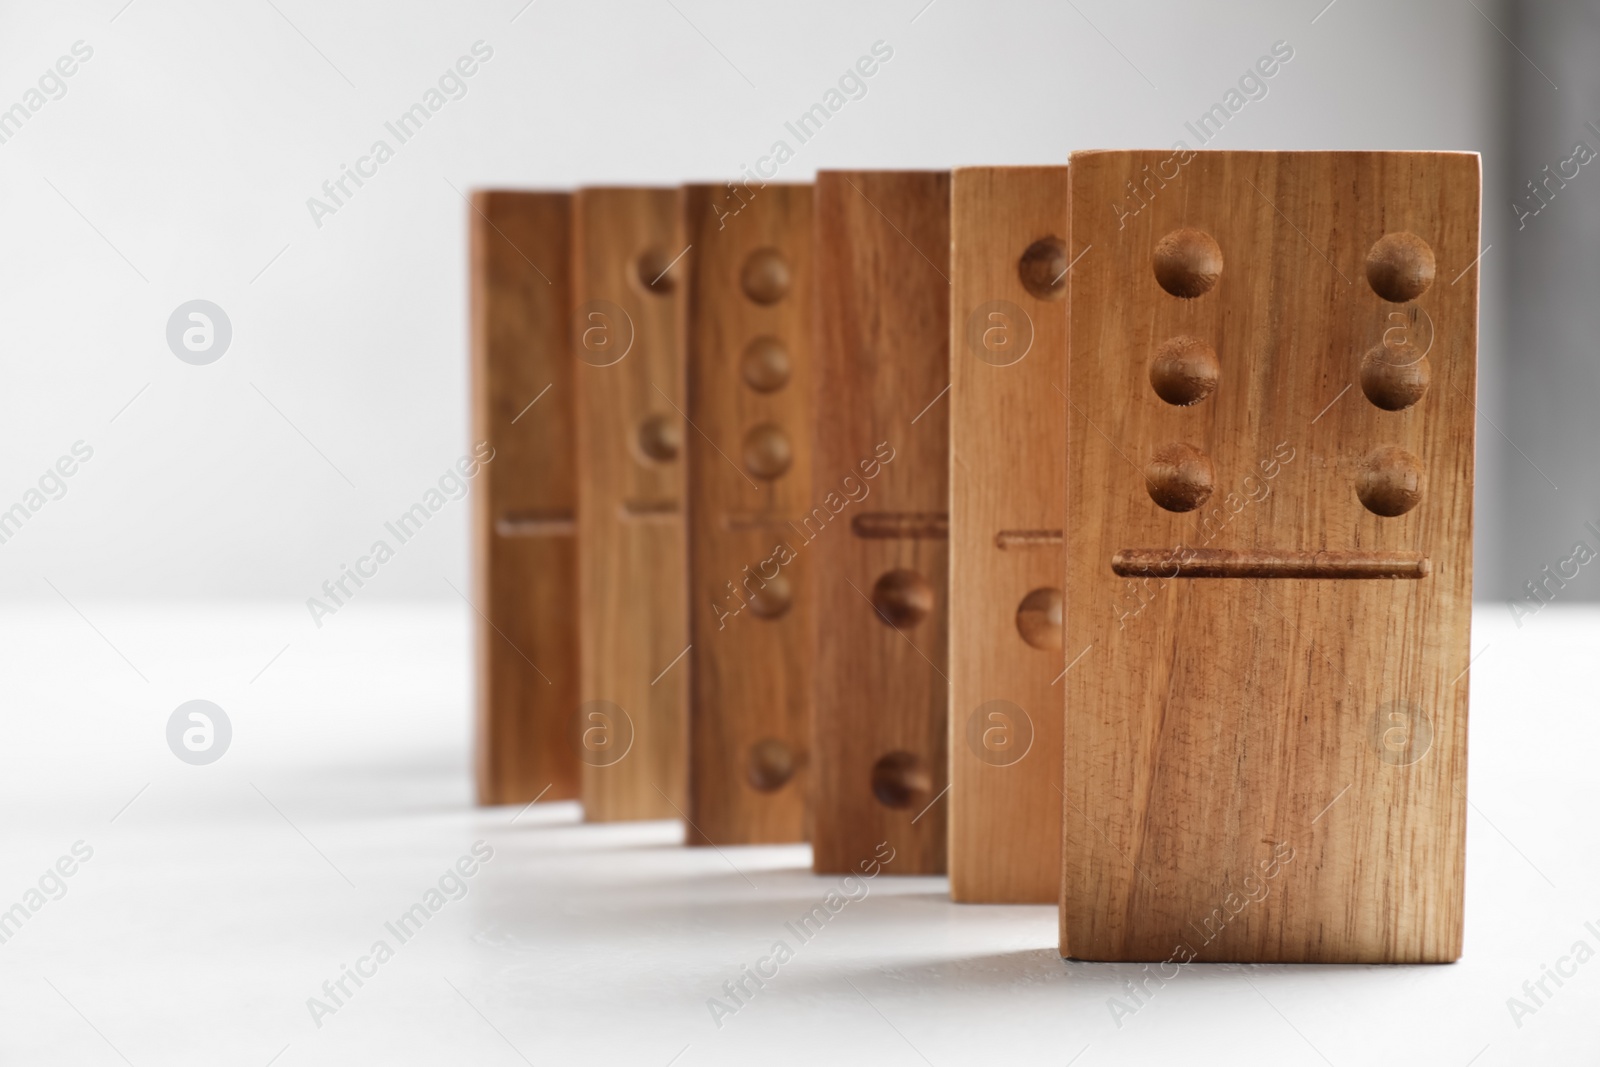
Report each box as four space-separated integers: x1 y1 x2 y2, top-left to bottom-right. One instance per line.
0 603 1593 1065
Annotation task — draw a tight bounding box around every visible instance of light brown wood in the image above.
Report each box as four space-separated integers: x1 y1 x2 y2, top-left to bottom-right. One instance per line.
573 187 689 822
949 166 1069 903
1061 150 1478 963
683 183 815 846
810 170 950 875
469 191 580 807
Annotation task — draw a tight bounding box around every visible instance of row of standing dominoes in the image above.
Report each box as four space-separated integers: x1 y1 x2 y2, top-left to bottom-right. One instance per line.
470 153 1480 964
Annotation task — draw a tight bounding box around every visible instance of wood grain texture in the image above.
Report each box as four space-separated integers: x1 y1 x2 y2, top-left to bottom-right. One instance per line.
1111 547 1430 579
810 171 950 875
683 183 815 845
949 166 1068 903
573 187 689 822
469 191 580 807
1061 151 1478 963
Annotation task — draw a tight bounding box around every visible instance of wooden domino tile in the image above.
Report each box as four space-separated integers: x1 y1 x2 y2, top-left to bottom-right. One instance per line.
573 187 689 823
469 190 580 807
683 183 816 846
810 170 951 875
948 166 1069 903
1061 151 1478 962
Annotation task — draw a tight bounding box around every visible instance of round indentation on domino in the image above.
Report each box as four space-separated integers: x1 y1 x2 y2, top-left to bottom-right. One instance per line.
746 574 793 619
1356 445 1425 517
1152 228 1223 298
740 336 791 393
1018 236 1069 301
1365 232 1435 303
1145 443 1215 512
870 750 931 810
1150 336 1221 406
740 247 791 305
871 569 933 628
1361 343 1431 411
635 413 681 463
1015 588 1063 650
747 738 798 791
634 246 681 295
742 423 792 479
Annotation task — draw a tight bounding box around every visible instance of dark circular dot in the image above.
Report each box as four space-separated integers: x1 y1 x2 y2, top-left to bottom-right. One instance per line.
635 246 680 295
1145 443 1215 512
871 750 931 810
747 738 798 791
1356 445 1425 517
1018 236 1068 301
1153 228 1223 298
1361 343 1431 411
746 574 792 619
742 423 792 479
871 569 933 628
740 336 790 392
1150 336 1221 406
636 413 680 463
1365 232 1435 303
1015 588 1063 650
740 248 791 305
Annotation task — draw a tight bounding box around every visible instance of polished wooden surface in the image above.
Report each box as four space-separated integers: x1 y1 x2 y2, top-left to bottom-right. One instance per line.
573 187 689 822
949 166 1069 903
1061 151 1478 962
810 170 951 875
469 190 580 807
683 183 816 846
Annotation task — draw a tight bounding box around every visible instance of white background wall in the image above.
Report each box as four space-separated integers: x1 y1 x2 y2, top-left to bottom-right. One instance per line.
0 0 1512 606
